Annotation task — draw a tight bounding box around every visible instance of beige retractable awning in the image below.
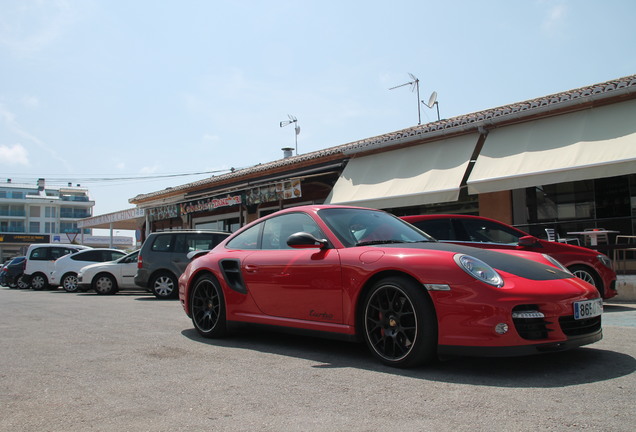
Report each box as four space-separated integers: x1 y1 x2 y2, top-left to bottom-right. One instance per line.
467 99 636 194
324 134 479 209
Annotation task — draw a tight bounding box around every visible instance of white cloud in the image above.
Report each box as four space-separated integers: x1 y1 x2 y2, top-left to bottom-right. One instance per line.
0 0 82 55
0 102 71 170
542 3 567 35
139 165 160 175
0 144 30 166
20 95 40 109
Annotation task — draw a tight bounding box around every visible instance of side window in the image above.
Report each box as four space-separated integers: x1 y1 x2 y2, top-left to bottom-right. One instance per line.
71 251 100 261
151 235 174 252
459 219 521 244
30 247 49 260
105 251 125 261
261 213 323 250
226 224 262 250
50 247 75 260
411 219 455 241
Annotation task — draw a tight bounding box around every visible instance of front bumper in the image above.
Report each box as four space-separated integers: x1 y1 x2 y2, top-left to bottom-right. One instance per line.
439 327 602 357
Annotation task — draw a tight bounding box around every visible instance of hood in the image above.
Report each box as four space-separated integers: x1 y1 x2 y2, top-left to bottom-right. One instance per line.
379 242 573 281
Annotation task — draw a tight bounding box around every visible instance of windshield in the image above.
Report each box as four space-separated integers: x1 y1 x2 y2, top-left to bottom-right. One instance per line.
319 208 434 247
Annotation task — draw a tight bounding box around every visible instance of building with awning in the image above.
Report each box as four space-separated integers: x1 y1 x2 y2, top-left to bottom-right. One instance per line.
124 74 636 250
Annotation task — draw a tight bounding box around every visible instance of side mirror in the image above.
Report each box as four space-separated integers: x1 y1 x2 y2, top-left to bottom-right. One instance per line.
518 235 539 247
287 232 328 249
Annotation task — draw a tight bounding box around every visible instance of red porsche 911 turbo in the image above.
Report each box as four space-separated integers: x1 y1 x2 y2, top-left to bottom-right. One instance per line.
178 206 602 368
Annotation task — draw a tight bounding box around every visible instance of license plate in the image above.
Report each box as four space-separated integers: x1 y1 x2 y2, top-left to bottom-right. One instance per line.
573 298 603 320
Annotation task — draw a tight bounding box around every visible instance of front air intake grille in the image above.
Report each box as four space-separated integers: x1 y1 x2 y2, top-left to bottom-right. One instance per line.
512 305 551 340
559 315 602 336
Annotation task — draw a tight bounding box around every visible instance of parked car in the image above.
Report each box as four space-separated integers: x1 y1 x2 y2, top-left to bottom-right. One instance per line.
135 230 231 299
77 250 139 295
178 205 602 368
1 256 28 289
401 214 617 299
24 244 92 290
50 248 127 292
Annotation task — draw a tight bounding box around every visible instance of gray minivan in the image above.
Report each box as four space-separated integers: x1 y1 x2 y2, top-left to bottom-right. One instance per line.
134 230 230 299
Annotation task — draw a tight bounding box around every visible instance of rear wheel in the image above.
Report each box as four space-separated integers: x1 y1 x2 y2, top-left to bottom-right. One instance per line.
151 272 178 299
93 274 118 295
62 273 79 293
17 275 29 289
30 273 48 290
362 276 437 368
190 274 227 338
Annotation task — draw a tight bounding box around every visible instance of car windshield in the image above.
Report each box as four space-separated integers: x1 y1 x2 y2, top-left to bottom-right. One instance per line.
319 208 434 247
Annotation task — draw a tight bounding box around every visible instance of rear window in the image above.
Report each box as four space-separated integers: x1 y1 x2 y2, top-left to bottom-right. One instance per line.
150 235 174 252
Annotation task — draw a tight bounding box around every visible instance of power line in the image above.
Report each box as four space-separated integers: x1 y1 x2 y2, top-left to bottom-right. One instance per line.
1 168 239 185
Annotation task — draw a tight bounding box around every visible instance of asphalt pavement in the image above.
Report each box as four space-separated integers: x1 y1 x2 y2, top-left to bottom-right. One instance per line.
0 287 635 432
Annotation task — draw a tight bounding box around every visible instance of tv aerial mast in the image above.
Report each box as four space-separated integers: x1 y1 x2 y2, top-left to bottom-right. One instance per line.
389 73 421 125
279 114 300 155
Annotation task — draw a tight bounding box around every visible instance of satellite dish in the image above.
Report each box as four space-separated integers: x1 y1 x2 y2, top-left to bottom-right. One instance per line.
423 91 437 108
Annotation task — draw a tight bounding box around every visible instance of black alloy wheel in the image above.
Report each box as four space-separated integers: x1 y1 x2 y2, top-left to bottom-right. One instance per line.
93 274 118 295
190 274 227 338
363 276 437 368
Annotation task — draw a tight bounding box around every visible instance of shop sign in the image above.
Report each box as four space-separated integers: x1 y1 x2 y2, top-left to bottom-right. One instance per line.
246 180 302 205
0 234 50 244
180 194 243 216
148 205 179 222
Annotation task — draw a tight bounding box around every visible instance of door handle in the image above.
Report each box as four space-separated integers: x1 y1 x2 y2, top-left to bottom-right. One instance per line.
244 264 258 273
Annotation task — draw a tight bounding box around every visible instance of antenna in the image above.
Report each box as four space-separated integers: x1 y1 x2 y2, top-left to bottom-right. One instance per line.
279 114 299 155
389 73 421 125
421 91 440 121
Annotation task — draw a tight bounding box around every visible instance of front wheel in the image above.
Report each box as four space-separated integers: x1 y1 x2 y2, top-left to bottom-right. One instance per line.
151 272 178 299
62 273 79 293
569 265 603 297
362 276 437 368
190 274 227 338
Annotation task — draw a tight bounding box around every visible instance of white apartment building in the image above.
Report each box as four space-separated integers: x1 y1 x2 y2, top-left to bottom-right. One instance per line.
0 178 94 260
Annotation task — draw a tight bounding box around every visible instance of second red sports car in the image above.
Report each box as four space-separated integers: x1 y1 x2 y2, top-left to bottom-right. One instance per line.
179 206 602 368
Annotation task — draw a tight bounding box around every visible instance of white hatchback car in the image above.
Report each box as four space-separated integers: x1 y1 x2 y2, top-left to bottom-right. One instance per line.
24 244 92 290
77 250 139 295
50 248 126 292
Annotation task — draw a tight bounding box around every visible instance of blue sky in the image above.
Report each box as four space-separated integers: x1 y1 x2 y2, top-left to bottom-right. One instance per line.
1 0 635 217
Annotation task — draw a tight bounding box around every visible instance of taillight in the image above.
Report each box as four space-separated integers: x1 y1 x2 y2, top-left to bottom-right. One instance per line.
137 255 143 269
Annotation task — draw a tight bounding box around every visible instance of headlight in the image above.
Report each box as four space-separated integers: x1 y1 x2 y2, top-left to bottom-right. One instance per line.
542 254 572 274
597 254 612 269
454 254 504 287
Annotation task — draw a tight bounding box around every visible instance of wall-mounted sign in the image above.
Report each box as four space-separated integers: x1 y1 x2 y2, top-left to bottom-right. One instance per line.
180 194 242 216
246 180 302 205
148 205 179 222
0 234 50 244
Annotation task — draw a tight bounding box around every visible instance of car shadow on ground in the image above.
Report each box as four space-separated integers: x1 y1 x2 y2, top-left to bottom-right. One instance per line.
181 327 635 388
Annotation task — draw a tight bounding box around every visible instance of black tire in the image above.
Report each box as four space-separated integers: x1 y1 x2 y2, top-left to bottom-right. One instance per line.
17 275 29 290
61 273 79 293
362 275 437 368
150 272 178 299
569 265 603 297
30 273 48 291
93 273 118 295
190 274 227 338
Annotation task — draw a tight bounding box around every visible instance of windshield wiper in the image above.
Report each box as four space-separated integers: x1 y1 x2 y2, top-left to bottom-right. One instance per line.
356 240 416 246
